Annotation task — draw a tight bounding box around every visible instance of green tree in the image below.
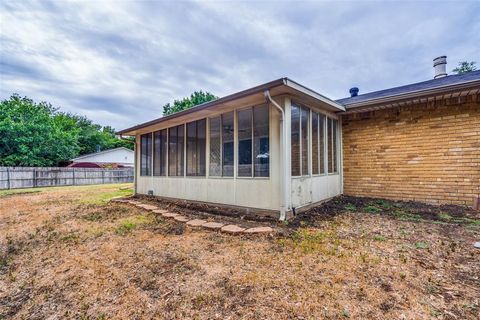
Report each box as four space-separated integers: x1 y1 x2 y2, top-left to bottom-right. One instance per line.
0 94 80 166
0 94 134 166
162 91 218 116
452 61 477 74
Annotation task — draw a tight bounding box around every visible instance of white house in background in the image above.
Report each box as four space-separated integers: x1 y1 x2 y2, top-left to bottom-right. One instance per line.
70 147 134 168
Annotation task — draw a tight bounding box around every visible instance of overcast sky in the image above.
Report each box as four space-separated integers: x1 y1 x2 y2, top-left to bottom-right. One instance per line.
1 0 479 130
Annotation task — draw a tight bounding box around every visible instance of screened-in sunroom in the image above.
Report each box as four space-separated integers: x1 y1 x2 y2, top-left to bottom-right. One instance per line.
117 78 345 220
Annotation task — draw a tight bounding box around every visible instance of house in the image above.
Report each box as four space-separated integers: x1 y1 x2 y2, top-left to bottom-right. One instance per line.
69 147 134 168
117 56 480 219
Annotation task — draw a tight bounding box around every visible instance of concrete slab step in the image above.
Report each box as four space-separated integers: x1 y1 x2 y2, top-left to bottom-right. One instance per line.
221 225 245 234
202 222 224 230
243 227 274 234
186 219 207 227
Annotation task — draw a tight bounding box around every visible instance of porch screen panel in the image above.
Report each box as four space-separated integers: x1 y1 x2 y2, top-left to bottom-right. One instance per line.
291 104 301 176
209 117 221 176
332 119 338 173
168 126 177 176
168 125 184 176
187 119 206 176
140 133 152 176
153 129 167 176
177 124 184 176
187 121 197 176
222 112 234 177
238 109 253 177
319 114 326 174
327 118 334 173
197 119 206 176
253 104 269 177
301 106 309 175
311 112 319 175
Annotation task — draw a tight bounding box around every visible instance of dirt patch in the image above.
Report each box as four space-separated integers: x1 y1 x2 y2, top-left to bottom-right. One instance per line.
288 195 480 229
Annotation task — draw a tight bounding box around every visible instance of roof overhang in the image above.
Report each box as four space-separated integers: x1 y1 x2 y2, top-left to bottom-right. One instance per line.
340 79 480 114
117 78 345 136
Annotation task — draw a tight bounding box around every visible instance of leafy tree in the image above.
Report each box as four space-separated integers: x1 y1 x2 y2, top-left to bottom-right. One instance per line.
0 94 80 166
162 91 218 116
452 61 477 74
0 94 134 166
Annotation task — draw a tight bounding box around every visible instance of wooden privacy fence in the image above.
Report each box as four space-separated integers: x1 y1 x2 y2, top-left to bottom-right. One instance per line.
0 167 134 190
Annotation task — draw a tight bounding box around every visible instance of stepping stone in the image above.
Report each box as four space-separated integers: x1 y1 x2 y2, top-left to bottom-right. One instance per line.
162 212 179 218
474 242 480 249
243 226 274 234
202 222 224 230
221 224 245 234
186 219 207 227
173 215 189 222
140 205 159 211
152 209 168 214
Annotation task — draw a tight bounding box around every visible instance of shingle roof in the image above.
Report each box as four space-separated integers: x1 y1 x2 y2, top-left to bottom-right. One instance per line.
336 70 480 106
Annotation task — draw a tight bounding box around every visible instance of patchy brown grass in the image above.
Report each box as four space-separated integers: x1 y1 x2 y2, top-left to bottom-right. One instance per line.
1 184 479 319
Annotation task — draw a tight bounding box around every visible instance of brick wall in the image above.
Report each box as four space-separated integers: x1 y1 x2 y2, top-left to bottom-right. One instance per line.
342 94 480 206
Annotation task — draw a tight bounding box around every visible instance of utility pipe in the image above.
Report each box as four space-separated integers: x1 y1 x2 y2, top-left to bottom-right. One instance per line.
264 90 288 220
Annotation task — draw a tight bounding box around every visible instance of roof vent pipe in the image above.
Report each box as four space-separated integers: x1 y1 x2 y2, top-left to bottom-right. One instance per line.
349 87 359 97
433 56 447 79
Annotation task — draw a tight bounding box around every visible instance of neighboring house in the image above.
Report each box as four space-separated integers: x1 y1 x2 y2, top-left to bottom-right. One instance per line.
118 56 480 219
69 147 134 168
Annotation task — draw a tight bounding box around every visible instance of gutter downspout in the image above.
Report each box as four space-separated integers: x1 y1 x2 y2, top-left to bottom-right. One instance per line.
264 90 287 220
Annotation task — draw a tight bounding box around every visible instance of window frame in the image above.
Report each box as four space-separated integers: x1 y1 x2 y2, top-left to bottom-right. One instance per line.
291 102 310 177
140 133 152 176
168 124 185 177
186 119 207 177
236 104 270 178
311 111 327 177
327 117 339 175
153 129 168 176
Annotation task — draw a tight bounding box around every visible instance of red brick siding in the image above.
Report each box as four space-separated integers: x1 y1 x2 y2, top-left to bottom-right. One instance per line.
342 94 480 206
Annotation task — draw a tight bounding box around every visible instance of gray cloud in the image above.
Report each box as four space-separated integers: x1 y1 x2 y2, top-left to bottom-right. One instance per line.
1 0 479 130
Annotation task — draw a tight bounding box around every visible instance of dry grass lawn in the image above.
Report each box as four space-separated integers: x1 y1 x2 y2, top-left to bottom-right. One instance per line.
1 184 479 319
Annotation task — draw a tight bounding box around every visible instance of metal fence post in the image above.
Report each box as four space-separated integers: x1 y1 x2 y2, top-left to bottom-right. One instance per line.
72 168 75 186
102 170 105 184
33 168 36 188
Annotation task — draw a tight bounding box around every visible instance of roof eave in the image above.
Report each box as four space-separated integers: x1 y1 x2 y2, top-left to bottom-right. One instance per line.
117 77 345 136
340 79 480 111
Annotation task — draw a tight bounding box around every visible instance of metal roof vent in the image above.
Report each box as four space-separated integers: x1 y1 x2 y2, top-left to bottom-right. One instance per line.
433 56 447 79
349 87 359 97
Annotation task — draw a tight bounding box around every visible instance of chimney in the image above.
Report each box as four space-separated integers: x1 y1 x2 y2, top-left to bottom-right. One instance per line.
433 56 447 79
349 87 359 97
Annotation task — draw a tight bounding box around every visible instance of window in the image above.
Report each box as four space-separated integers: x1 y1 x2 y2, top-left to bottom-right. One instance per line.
209 117 221 176
312 112 319 175
153 129 167 176
222 112 234 177
140 133 152 176
238 108 253 177
311 112 326 175
237 105 270 177
168 124 184 176
291 103 309 176
253 105 269 177
186 119 206 176
291 104 300 176
327 118 338 174
319 114 326 174
209 112 234 177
